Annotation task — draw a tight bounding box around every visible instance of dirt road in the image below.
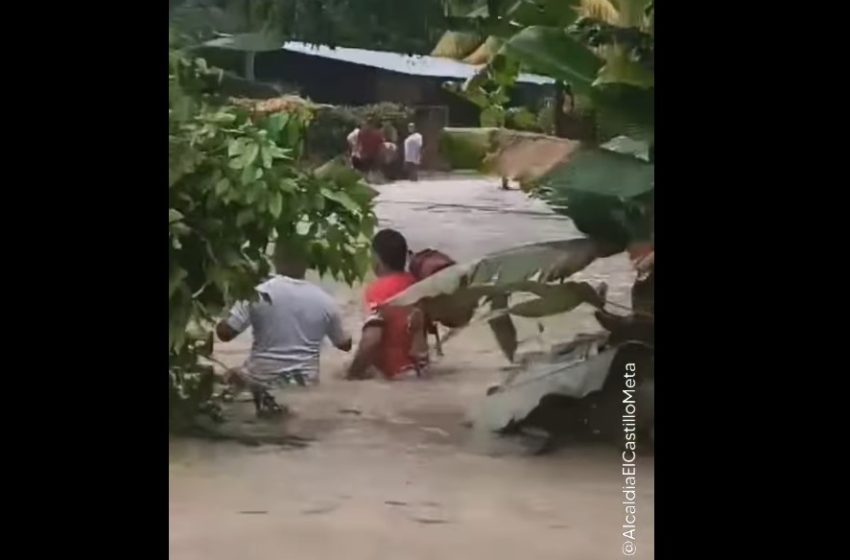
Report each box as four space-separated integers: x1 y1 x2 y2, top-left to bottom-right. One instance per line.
169 175 654 560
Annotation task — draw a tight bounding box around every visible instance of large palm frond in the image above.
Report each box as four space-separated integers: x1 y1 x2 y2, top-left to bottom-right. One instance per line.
384 238 615 361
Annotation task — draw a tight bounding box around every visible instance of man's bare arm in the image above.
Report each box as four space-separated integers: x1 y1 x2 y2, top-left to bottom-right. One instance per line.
216 321 239 343
327 307 353 352
346 325 382 379
334 336 353 352
217 300 251 343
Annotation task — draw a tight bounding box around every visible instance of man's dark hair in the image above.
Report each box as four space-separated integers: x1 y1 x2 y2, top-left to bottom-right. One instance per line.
372 229 408 272
273 238 308 279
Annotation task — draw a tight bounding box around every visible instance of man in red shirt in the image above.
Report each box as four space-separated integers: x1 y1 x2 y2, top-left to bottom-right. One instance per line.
351 119 385 174
347 229 427 380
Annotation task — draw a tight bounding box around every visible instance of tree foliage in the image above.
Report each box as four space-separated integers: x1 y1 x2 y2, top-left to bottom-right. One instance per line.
396 0 656 364
440 0 653 142
170 0 449 54
169 39 376 426
439 0 654 248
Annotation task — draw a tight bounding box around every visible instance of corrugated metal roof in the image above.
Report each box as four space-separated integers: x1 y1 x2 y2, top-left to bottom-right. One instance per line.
281 42 553 85
203 37 553 85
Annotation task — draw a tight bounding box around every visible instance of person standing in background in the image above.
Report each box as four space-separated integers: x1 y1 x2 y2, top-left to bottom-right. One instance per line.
352 120 385 182
381 120 398 144
403 123 423 181
346 124 361 164
380 120 400 179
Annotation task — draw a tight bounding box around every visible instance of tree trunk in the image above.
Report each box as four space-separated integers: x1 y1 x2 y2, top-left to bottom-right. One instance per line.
244 51 256 81
554 81 596 142
554 81 569 138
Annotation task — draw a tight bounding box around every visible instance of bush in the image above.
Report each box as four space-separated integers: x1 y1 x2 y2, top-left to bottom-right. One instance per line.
438 127 500 169
305 106 358 162
505 107 542 132
305 103 415 162
536 99 556 135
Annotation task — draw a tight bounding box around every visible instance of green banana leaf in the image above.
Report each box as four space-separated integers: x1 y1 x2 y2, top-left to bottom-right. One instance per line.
383 237 610 363
535 140 653 246
502 26 602 96
540 146 653 199
494 26 653 139
385 238 608 309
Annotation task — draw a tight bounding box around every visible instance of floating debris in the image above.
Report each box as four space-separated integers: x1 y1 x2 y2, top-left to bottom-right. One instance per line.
301 503 339 515
339 408 363 416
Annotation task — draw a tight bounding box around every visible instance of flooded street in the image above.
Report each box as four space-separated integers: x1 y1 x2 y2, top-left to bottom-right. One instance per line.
169 175 654 560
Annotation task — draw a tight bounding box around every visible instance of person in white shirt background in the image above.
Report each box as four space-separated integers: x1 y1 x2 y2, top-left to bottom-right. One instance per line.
403 123 423 181
346 125 361 163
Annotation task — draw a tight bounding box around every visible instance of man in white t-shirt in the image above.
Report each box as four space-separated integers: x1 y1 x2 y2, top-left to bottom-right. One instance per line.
215 244 352 417
403 123 423 181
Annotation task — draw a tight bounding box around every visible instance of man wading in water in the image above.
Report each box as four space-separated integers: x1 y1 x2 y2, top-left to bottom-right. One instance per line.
346 229 428 381
216 242 352 417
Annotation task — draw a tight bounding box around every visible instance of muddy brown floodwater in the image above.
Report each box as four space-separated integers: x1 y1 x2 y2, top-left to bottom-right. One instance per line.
169 174 654 560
